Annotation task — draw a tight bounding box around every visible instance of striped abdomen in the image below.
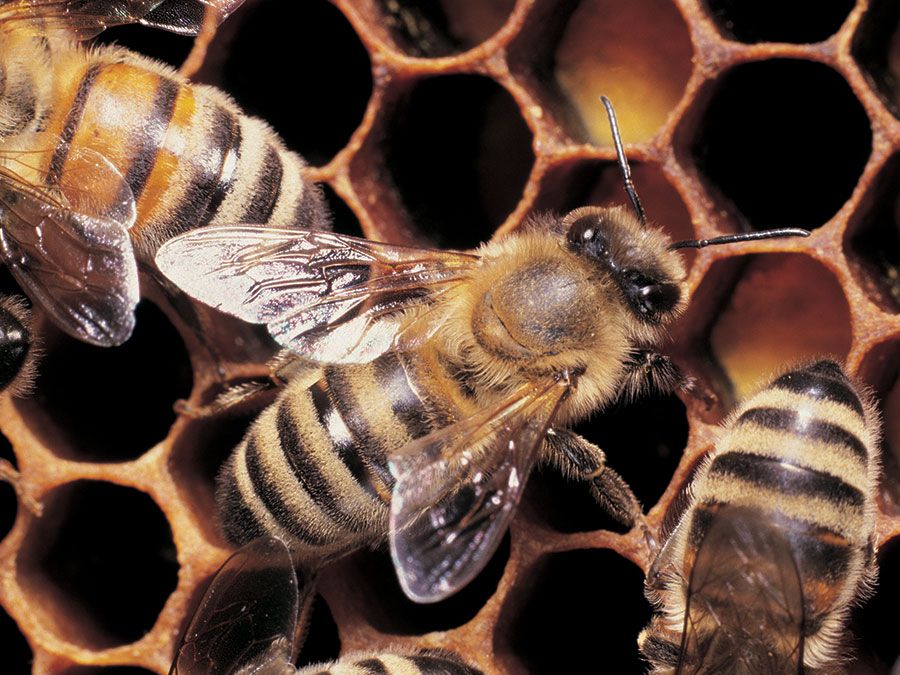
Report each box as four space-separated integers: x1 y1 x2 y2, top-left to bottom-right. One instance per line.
664 360 878 670
298 650 481 675
16 41 325 260
217 352 444 561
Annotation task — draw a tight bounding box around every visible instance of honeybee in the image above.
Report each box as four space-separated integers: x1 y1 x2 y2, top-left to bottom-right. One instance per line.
155 98 810 602
639 360 880 673
0 0 326 347
171 535 482 675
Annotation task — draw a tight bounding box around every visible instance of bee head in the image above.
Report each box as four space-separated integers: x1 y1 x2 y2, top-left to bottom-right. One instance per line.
563 206 685 326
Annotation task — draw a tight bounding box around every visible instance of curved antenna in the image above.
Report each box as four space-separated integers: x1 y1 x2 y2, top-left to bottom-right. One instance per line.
601 96 646 227
669 228 810 250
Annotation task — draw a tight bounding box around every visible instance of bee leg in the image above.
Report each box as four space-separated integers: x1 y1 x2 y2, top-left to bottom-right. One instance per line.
544 428 656 548
175 379 278 418
0 460 42 516
620 349 716 410
174 352 321 418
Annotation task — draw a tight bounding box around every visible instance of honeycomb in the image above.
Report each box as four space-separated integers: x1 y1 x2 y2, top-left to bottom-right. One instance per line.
1 0 899 672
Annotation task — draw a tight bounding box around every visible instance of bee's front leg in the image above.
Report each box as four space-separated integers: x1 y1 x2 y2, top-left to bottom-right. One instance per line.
543 428 657 552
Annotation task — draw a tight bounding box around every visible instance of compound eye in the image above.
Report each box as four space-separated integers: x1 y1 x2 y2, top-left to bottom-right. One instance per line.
623 270 680 319
640 282 680 314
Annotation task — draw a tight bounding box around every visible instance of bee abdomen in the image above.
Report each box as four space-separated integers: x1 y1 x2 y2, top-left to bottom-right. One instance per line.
298 649 481 675
769 360 864 415
40 49 326 262
216 353 438 561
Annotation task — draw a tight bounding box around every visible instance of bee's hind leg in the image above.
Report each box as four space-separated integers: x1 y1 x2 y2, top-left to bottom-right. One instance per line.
544 428 658 553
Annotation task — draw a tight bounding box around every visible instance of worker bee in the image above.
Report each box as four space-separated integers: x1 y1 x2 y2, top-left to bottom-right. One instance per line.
638 360 880 673
155 98 810 603
0 0 327 347
171 535 482 675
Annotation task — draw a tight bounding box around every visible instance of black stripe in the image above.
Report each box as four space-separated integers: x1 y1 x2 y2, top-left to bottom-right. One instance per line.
410 653 481 674
313 375 385 502
355 658 388 674
771 370 863 415
281 384 369 528
708 452 864 507
804 360 847 379
292 175 328 229
0 69 36 137
736 407 869 462
240 144 283 223
48 63 102 185
244 434 330 546
203 115 241 222
124 77 178 200
781 520 852 588
214 452 266 546
167 104 237 233
373 352 431 439
325 365 396 495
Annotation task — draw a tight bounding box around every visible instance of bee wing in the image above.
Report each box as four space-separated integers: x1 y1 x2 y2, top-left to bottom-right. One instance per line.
0 148 139 346
171 536 302 675
388 377 570 603
0 0 244 39
155 226 479 363
677 505 804 675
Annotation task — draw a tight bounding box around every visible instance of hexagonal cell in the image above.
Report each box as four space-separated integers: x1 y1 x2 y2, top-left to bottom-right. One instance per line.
852 0 900 118
377 0 515 57
848 537 900 671
702 0 854 44
16 481 178 650
533 159 697 265
845 154 900 312
691 60 871 231
0 605 32 673
295 594 341 669
342 535 509 635
529 391 688 535
699 254 852 403
549 0 693 144
0 432 18 542
208 0 372 167
168 409 262 543
384 75 534 248
15 301 192 462
499 549 650 672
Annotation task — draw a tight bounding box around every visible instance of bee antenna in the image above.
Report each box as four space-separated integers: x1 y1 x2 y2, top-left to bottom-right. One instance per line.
669 228 810 250
601 95 646 227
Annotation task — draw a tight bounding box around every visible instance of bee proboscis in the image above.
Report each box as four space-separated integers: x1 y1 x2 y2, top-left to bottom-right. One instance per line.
639 360 880 673
156 97 810 603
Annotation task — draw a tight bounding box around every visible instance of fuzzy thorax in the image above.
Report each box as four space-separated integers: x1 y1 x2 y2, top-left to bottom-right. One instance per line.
432 222 684 425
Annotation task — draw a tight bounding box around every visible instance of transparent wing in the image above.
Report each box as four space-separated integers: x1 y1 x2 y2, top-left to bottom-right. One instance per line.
155 226 479 363
389 377 571 603
0 0 245 39
0 148 139 346
171 536 301 675
678 505 805 675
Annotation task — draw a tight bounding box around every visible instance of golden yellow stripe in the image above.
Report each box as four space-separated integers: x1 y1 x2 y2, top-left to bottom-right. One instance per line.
136 79 195 226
